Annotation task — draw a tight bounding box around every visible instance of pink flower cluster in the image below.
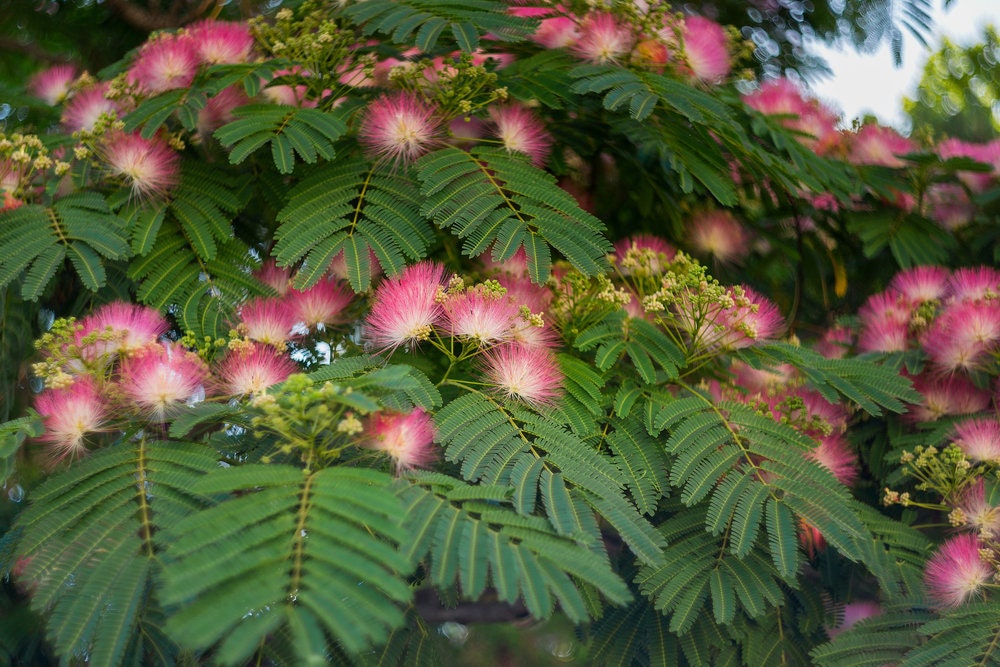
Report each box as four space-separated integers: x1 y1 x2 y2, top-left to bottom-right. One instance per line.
363 256 562 408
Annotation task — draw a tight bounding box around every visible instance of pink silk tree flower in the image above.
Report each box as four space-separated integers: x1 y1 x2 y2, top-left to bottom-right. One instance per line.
28 64 77 105
100 131 181 201
76 301 170 362
287 280 352 331
118 343 210 421
365 261 448 351
924 533 994 608
359 92 443 164
187 20 256 65
127 32 200 94
572 12 633 64
364 409 437 472
482 342 562 407
216 343 297 396
237 297 300 348
61 83 118 133
487 104 552 167
34 378 107 463
681 16 731 83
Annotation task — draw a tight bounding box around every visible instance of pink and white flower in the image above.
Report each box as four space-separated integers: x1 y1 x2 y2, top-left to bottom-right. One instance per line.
237 297 299 347
216 343 297 396
365 409 437 472
187 20 256 65
482 342 562 406
487 104 552 167
365 261 448 350
572 13 633 64
681 16 730 82
127 32 200 94
28 65 77 105
100 131 181 200
61 83 118 133
34 378 107 462
118 343 210 420
952 418 1000 464
359 92 443 164
76 301 170 362
924 533 993 608
287 280 352 330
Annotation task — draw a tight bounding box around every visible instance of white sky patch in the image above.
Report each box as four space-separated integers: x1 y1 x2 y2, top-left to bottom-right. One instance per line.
805 0 1000 131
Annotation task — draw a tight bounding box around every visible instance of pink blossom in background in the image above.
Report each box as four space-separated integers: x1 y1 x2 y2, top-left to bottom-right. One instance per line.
128 32 199 94
28 65 77 105
487 104 552 167
187 20 256 65
217 343 297 396
61 83 118 133
681 16 730 82
572 13 633 64
237 297 299 347
365 409 437 472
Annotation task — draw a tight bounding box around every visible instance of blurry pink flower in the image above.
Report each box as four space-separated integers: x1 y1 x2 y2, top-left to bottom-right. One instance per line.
365 261 447 350
288 280 352 330
924 533 993 608
76 301 169 361
717 286 784 349
509 6 581 49
889 265 951 304
365 409 437 472
847 124 915 168
216 343 297 396
187 20 256 65
197 86 249 136
908 374 991 423
947 266 1000 303
61 83 117 133
443 289 520 344
826 601 881 638
488 104 552 167
807 433 858 486
572 13 633 64
34 378 107 462
128 32 200 94
687 209 750 264
926 183 975 231
955 479 1000 538
482 342 562 406
743 78 840 153
952 418 1000 464
857 319 909 353
681 16 730 82
100 131 181 200
254 259 293 297
613 234 677 275
118 343 209 420
937 137 1000 193
28 65 77 105
359 92 443 164
238 297 299 347
923 301 1000 374
814 325 854 359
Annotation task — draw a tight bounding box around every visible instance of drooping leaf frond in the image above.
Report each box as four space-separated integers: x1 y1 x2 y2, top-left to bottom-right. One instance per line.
400 473 631 622
342 0 538 51
574 311 685 381
160 466 412 664
214 104 347 175
0 193 129 299
416 147 612 283
275 158 435 291
811 599 937 666
13 439 217 665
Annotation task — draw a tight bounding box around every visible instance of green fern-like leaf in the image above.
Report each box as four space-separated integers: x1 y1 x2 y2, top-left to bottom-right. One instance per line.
13 439 217 665
811 599 936 666
739 342 921 416
214 104 346 174
400 474 630 623
342 0 537 51
903 601 1000 666
0 193 129 298
415 147 611 283
574 311 684 380
160 466 411 664
606 416 669 516
275 158 435 291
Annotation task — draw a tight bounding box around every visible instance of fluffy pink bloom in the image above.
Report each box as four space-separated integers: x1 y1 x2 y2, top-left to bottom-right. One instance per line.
814 325 854 359
926 183 976 231
687 209 750 264
847 124 915 168
76 302 170 362
947 267 1000 303
34 378 107 462
482 343 562 406
216 343 297 396
287 280 352 330
197 86 249 137
908 374 991 423
807 433 858 486
128 32 200 94
496 273 552 312
488 104 552 167
716 287 784 349
731 360 795 394
613 234 676 275
28 65 77 105
857 319 909 353
826 601 882 638
254 259 293 296
187 20 256 65
118 343 209 420
365 409 437 472
952 418 1000 464
238 297 299 347
510 5 581 49
61 83 118 133
889 266 951 304
681 16 730 82
359 92 443 164
924 301 1000 374
937 137 1000 193
924 533 993 608
572 13 633 64
261 68 314 107
443 289 520 344
743 78 839 154
365 261 448 350
100 131 180 200
955 479 1000 538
